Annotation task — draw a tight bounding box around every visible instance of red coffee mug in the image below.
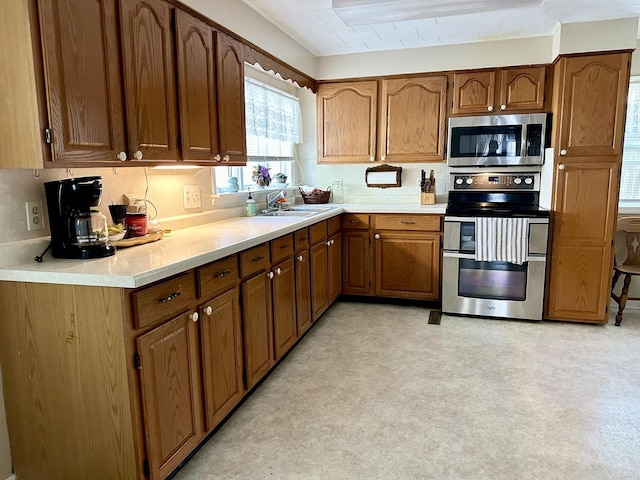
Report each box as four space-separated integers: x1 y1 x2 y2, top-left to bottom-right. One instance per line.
125 213 147 237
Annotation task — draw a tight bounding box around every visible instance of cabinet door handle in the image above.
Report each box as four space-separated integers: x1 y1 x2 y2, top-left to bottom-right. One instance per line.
500 104 507 111
297 255 304 262
400 220 415 225
116 151 127 161
214 270 230 278
252 255 265 263
560 149 567 156
381 155 386 161
374 234 381 239
267 271 274 279
274 267 282 275
370 156 375 162
160 291 182 303
558 164 565 170
204 306 213 316
223 155 230 162
487 105 494 112
190 312 199 323
133 150 143 160
214 154 221 162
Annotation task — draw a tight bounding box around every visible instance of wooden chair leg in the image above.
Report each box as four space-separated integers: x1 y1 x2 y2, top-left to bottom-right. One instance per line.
611 270 623 303
615 274 632 326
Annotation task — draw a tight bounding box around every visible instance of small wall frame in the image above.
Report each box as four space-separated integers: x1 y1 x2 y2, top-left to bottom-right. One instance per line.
365 164 402 188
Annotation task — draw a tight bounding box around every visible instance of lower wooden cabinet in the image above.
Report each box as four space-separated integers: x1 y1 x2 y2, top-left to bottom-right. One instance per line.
136 310 205 480
342 214 442 300
309 218 342 321
295 249 313 335
272 256 298 359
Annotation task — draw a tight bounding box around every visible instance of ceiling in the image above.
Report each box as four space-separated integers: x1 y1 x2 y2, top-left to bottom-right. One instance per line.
240 0 640 56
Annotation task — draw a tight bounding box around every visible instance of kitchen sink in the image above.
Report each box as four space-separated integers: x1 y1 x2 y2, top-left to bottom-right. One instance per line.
260 206 334 217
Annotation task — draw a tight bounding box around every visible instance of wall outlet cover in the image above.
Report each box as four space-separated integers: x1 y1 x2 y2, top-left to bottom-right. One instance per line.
26 200 45 231
183 186 202 209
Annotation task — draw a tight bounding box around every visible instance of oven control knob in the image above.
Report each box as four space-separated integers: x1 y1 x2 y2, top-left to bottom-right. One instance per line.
455 178 464 185
524 177 533 185
514 177 522 185
465 178 473 185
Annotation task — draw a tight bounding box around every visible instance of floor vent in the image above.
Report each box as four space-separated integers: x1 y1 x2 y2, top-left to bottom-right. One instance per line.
428 310 441 325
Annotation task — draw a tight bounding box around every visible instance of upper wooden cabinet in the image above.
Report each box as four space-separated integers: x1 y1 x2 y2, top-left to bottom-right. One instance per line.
379 76 448 162
175 10 219 163
120 0 180 163
215 32 247 165
317 81 378 163
452 66 546 115
317 76 447 163
39 0 127 165
554 53 630 158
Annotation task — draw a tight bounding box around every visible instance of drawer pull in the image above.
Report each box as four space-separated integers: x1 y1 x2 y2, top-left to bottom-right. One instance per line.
299 236 307 241
267 271 274 279
190 312 199 323
252 255 266 263
160 291 182 303
275 267 282 275
204 306 213 316
400 220 416 225
374 234 381 239
279 244 290 250
214 270 230 279
349 220 360 224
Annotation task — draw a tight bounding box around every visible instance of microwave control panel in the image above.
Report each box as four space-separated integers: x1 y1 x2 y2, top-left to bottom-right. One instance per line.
449 173 539 191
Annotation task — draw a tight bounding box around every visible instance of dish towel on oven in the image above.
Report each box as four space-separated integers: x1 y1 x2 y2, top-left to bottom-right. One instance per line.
475 217 529 265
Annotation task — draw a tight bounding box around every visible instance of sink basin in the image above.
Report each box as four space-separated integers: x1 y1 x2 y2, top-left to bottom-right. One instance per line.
260 206 334 217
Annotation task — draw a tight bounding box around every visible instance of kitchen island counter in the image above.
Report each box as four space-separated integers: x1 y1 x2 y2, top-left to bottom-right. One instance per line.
0 203 446 288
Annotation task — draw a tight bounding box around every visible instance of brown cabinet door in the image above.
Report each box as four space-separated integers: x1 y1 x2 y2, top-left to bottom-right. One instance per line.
310 241 329 321
343 230 371 295
200 288 244 432
294 249 312 336
39 0 126 164
546 161 619 322
241 272 274 389
317 81 378 163
272 257 298 360
498 66 546 112
328 232 343 303
175 9 219 162
119 0 179 162
556 53 630 157
452 71 496 115
137 311 204 479
374 232 440 300
215 31 246 165
379 76 447 162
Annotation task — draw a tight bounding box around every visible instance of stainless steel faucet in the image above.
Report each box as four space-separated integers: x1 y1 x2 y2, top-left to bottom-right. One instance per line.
266 190 286 210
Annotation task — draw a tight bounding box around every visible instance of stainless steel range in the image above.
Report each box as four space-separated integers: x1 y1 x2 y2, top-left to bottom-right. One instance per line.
442 171 550 321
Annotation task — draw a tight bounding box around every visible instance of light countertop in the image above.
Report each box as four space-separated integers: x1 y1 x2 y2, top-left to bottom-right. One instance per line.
0 203 446 289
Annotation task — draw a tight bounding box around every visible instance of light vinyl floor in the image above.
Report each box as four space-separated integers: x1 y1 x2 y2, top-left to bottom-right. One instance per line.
172 301 640 480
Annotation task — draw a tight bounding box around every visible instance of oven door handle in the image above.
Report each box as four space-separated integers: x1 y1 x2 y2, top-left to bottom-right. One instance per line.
444 216 549 224
443 251 547 262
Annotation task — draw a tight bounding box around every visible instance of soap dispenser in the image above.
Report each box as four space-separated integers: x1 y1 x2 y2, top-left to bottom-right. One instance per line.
246 192 256 217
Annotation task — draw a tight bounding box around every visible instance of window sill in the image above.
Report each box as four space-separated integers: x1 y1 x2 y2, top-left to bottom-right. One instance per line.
618 204 640 215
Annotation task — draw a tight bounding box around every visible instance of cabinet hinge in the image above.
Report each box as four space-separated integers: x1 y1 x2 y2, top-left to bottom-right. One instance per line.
143 459 150 478
134 352 142 370
44 128 52 144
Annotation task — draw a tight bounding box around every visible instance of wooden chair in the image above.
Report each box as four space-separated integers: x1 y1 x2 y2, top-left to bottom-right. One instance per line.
611 217 640 326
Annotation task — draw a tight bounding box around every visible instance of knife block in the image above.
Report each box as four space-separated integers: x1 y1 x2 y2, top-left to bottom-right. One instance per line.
421 192 435 205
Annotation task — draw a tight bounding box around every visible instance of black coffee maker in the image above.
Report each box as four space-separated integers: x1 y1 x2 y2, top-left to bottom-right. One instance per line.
44 176 115 259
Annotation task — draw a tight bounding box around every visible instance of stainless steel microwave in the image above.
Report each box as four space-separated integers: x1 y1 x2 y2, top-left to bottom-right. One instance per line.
447 113 549 167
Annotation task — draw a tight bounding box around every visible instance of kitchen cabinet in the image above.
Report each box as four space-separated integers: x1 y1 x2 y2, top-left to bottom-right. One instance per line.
294 228 313 336
317 76 447 163
379 76 448 162
240 244 274 389
39 0 127 165
136 310 204 480
120 0 180 163
342 214 371 295
317 81 378 163
546 52 631 323
215 32 247 165
452 66 547 115
271 235 298 359
309 217 342 320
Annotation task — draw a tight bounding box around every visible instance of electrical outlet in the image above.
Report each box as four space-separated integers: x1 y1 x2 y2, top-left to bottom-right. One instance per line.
183 186 201 209
26 200 45 231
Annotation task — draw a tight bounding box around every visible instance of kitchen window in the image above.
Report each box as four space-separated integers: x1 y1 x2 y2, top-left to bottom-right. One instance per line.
214 77 302 192
620 76 640 206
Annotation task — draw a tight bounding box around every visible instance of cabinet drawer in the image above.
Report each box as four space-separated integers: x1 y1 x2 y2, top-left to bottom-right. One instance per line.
342 214 369 230
197 255 238 299
309 221 328 245
328 216 341 235
271 234 294 264
240 243 271 278
133 272 197 329
374 214 441 232
294 228 309 252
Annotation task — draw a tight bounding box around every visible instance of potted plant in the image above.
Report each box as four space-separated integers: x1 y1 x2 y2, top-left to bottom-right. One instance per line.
252 165 271 187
